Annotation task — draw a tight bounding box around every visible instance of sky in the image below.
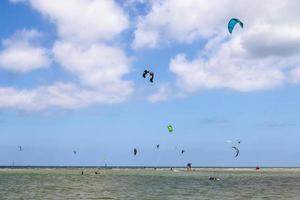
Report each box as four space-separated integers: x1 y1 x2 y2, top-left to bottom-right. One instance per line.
1 0 300 167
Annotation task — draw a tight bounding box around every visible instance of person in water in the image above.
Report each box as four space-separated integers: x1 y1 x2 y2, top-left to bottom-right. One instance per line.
81 171 84 175
187 163 192 172
209 177 220 181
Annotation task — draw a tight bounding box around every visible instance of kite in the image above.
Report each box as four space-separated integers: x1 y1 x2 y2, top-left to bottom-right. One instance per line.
228 18 243 34
167 125 173 133
142 70 154 83
134 148 137 156
232 146 239 158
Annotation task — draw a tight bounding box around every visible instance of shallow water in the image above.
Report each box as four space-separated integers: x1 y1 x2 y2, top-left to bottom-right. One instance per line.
0 168 300 199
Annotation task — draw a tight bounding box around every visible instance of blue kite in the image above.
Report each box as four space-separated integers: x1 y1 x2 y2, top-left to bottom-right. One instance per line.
228 18 243 34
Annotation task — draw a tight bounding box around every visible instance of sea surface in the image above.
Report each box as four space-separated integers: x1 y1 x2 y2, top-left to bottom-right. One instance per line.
0 167 300 199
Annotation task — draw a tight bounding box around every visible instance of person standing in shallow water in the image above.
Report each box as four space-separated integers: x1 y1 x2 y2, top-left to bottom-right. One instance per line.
81 171 84 175
187 163 192 172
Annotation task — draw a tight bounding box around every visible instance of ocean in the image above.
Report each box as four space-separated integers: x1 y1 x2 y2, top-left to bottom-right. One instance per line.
0 167 300 199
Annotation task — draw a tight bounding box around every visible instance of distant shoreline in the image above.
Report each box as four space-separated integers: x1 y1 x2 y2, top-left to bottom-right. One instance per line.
1 166 300 169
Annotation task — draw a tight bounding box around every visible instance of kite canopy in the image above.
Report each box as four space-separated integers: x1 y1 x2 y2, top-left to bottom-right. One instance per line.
134 148 137 156
142 69 154 83
167 125 173 132
228 18 243 34
156 144 160 149
18 146 22 151
73 150 77 155
232 146 239 158
181 150 185 154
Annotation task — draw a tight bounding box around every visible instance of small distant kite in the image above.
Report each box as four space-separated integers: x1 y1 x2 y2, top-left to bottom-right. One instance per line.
134 148 137 156
226 140 241 145
156 144 160 149
73 150 77 155
142 70 154 83
228 18 243 34
18 146 22 151
181 150 185 154
232 146 239 158
167 125 173 133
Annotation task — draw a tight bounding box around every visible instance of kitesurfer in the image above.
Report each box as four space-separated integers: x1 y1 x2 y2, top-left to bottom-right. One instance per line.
187 163 192 172
209 177 220 181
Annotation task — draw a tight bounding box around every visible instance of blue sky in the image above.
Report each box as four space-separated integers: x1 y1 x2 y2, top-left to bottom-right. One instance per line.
1 0 300 167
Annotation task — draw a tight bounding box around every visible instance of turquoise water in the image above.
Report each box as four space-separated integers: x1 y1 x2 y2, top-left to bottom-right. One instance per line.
1 168 300 199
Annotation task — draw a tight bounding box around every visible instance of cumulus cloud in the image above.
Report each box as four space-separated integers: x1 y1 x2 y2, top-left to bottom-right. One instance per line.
0 29 50 73
1 0 133 111
132 29 159 49
51 41 133 102
53 41 132 89
133 0 298 48
170 48 285 92
18 0 129 43
133 0 300 92
132 0 229 48
6 0 300 109
0 82 130 111
242 24 300 58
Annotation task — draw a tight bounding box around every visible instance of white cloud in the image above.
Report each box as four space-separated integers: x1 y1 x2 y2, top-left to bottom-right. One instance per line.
0 29 50 73
133 0 297 48
132 0 300 92
21 0 129 43
52 41 133 98
53 41 131 88
6 0 300 109
132 29 159 49
242 24 300 58
2 0 134 111
132 0 230 48
0 82 130 111
170 53 285 92
169 20 300 92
